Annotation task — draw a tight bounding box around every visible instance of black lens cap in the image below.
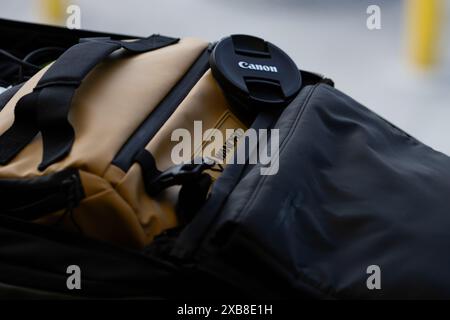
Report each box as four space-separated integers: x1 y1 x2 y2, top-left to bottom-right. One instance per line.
210 34 302 111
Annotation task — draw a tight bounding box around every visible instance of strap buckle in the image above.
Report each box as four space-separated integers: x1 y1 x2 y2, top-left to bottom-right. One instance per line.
148 157 217 196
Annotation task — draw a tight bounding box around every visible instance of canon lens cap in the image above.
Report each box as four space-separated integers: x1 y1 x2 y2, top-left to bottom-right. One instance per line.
210 34 302 111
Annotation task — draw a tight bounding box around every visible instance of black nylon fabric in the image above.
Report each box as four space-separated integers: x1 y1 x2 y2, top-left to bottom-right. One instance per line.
186 83 450 299
0 215 175 298
0 214 245 299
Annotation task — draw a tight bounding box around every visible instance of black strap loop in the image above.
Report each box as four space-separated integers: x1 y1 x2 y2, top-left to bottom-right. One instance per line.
0 35 179 170
134 149 162 191
0 83 24 113
37 40 121 88
37 85 79 170
0 90 40 165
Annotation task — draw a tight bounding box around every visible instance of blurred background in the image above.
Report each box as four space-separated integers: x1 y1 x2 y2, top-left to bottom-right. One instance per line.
1 0 449 154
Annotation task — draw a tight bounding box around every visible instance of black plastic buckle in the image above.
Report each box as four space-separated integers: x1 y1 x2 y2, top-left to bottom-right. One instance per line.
147 157 216 196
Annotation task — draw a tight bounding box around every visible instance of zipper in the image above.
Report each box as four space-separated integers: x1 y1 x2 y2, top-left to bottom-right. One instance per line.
60 172 84 230
62 172 83 210
112 47 212 172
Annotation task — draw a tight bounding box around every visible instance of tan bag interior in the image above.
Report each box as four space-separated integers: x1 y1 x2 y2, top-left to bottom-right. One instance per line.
0 38 247 248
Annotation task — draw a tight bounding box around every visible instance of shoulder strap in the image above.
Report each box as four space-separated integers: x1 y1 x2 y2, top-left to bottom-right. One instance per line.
0 35 179 170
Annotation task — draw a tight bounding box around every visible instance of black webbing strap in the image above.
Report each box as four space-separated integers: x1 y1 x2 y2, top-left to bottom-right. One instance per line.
0 83 24 112
0 91 40 165
134 149 162 188
0 35 179 170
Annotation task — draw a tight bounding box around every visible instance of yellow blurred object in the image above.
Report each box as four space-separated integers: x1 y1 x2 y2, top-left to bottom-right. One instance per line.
41 0 67 24
408 0 444 68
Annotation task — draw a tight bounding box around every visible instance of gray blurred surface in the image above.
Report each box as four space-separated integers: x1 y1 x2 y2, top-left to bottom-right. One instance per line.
1 0 450 154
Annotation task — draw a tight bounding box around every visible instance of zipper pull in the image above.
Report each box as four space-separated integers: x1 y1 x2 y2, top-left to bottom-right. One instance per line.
60 173 83 232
